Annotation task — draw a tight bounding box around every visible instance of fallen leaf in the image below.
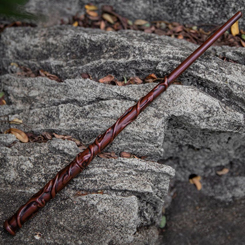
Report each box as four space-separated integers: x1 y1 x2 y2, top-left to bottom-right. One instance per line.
241 30 245 34
53 133 72 140
73 21 78 27
241 34 245 40
10 118 23 124
86 10 98 17
144 73 157 83
241 40 245 47
102 13 114 24
106 27 114 31
69 138 81 146
85 4 98 11
159 216 166 228
120 152 133 158
231 21 239 36
178 34 184 39
100 20 106 30
216 168 229 176
41 132 53 140
134 19 148 26
189 175 202 190
128 76 143 84
0 99 6 105
39 69 62 82
98 74 115 84
5 128 28 143
173 25 183 32
98 152 118 159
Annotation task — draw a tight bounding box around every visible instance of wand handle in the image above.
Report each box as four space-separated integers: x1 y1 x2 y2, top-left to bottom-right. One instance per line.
4 11 242 235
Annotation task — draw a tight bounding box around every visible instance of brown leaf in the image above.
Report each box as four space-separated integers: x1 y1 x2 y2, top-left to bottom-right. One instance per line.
128 76 143 84
73 21 78 27
144 73 157 83
106 27 114 31
216 168 229 176
10 118 23 124
241 39 245 47
98 152 118 159
98 74 115 84
154 29 165 36
85 4 98 11
102 13 114 24
100 20 106 30
115 80 125 86
39 70 62 82
189 176 202 190
134 19 148 26
42 132 53 140
69 138 81 146
0 98 6 105
173 25 183 32
86 10 98 17
53 133 72 140
5 128 28 143
120 152 133 158
177 34 184 39
81 73 92 79
231 21 239 36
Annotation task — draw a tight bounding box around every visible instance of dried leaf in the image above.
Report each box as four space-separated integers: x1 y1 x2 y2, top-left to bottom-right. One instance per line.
0 99 6 105
85 4 98 11
42 132 53 140
106 27 114 31
73 21 78 27
178 34 184 39
134 19 148 26
120 152 132 158
98 152 118 159
99 74 115 84
10 118 23 124
241 39 245 47
86 10 98 17
189 176 202 190
231 21 239 36
100 20 106 30
39 69 62 82
5 128 28 143
173 25 183 32
144 73 157 83
70 138 81 146
216 168 229 176
102 13 114 24
128 76 143 85
53 133 72 140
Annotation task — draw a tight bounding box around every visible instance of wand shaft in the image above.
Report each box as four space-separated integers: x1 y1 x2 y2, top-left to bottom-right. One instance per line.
4 11 242 235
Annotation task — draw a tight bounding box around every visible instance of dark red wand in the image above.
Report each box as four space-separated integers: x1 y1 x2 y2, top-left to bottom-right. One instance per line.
4 11 242 235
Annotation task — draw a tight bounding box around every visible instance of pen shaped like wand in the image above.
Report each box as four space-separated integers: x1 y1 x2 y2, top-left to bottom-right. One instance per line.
4 11 242 235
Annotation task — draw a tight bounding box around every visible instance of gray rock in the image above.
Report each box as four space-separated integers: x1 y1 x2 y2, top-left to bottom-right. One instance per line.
1 25 245 243
0 139 174 244
22 0 245 29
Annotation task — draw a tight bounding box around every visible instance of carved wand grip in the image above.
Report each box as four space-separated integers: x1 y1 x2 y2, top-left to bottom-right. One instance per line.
4 11 242 235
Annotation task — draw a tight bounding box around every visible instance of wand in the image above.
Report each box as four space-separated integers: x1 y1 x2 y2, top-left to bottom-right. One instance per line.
4 11 242 235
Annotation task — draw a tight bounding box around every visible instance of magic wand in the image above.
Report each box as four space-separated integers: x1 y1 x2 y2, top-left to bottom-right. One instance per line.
4 11 242 235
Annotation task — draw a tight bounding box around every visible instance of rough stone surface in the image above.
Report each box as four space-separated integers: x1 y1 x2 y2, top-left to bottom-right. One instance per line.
0 25 245 244
0 138 174 244
22 0 245 29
